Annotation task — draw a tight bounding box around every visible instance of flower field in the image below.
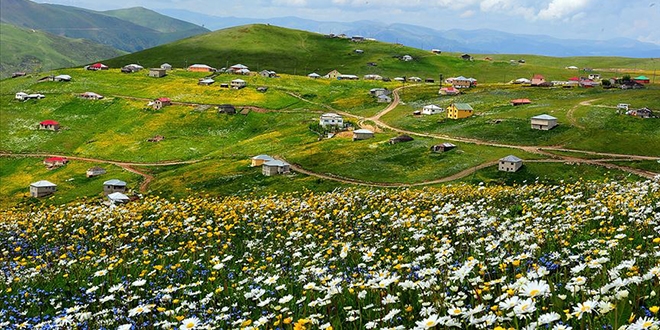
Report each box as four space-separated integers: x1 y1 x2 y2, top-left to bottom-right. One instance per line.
1 180 660 329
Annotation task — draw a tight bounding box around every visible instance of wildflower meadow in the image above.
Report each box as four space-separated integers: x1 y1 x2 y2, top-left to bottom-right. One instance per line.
1 180 659 329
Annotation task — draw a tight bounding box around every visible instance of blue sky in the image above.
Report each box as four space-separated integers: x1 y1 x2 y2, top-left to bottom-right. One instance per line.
35 0 660 45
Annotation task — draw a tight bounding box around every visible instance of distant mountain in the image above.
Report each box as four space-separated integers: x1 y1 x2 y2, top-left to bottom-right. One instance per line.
0 23 125 78
0 0 209 52
157 9 660 58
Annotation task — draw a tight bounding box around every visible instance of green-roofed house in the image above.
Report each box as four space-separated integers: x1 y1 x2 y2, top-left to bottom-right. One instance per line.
633 76 650 84
447 103 474 119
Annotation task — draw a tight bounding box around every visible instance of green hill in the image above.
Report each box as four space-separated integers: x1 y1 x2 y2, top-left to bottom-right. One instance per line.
105 24 659 82
0 23 125 78
0 0 209 52
101 7 207 34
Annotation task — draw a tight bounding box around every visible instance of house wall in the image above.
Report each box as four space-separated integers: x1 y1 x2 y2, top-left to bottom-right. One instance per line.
262 165 279 176
252 159 268 167
447 106 473 119
353 133 373 140
149 70 166 77
30 186 56 198
530 119 557 130
499 161 522 172
104 185 127 194
40 124 59 131
189 67 212 72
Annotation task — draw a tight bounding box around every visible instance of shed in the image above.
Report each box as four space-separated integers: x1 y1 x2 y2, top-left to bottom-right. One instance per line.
30 180 56 198
103 179 127 194
231 79 247 89
39 120 60 131
352 129 374 141
218 104 236 114
499 155 523 172
108 192 130 204
319 113 344 126
447 103 474 119
389 135 413 144
152 97 171 110
422 104 443 115
198 78 215 86
262 160 290 176
149 68 167 78
86 166 106 178
161 63 172 70
431 143 456 153
530 114 558 130
251 154 275 167
511 99 531 106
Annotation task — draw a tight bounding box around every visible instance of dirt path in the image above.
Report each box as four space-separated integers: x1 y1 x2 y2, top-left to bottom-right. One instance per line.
0 152 200 192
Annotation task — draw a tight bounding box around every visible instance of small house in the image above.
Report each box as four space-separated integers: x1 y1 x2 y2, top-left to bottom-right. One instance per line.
448 76 477 88
354 49 364 54
324 70 341 79
108 192 130 204
257 86 268 93
511 99 531 106
377 95 392 103
565 66 578 70
579 79 598 88
231 79 247 89
44 157 68 168
39 120 59 131
588 74 601 80
80 92 104 100
198 78 214 86
617 103 630 112
363 74 383 80
370 88 390 97
633 76 650 84
12 72 26 78
499 155 523 172
149 68 167 78
86 166 106 178
30 180 56 198
620 81 645 89
352 129 374 141
103 179 127 194
229 64 249 74
308 73 321 79
513 78 531 84
262 160 290 176
402 55 413 61
218 104 236 114
447 103 474 119
86 63 108 70
54 75 71 82
251 155 275 167
422 105 443 115
627 108 653 118
319 113 344 127
431 49 442 54
461 54 472 61
161 63 172 70
123 64 143 72
338 74 359 80
531 114 558 130
394 77 405 82
425 78 435 83
389 135 413 144
351 35 365 42
259 70 277 78
152 97 171 110
431 143 456 153
188 64 215 72
409 77 422 82
220 83 229 88
15 92 44 101
439 87 460 96
531 74 546 86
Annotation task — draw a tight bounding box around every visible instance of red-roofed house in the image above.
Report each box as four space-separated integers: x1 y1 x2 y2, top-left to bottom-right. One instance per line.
44 157 68 167
511 99 531 106
531 74 546 86
39 120 59 131
633 75 650 84
439 87 460 96
87 63 108 70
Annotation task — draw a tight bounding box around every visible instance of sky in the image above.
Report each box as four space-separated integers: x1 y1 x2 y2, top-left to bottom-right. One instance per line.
34 0 660 45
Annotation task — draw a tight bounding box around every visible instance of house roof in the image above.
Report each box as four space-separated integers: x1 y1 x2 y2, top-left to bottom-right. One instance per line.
532 74 545 79
231 64 248 69
189 64 213 69
232 79 246 83
511 99 531 104
44 157 67 162
157 97 170 102
91 63 107 68
321 113 342 119
103 179 127 186
452 103 473 111
252 154 274 161
308 73 320 77
88 166 105 172
353 129 374 134
500 155 522 163
423 104 442 110
40 120 59 125
634 75 649 80
532 114 557 120
108 192 130 202
31 180 56 187
199 78 214 84
263 160 289 167
390 135 413 142
82 92 103 98
55 74 71 80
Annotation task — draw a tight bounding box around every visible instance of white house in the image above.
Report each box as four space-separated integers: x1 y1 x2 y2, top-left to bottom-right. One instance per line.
103 179 127 194
251 155 275 167
402 55 413 61
30 180 57 198
422 105 443 115
231 79 247 89
319 113 344 127
108 192 130 204
531 114 558 130
308 73 321 79
352 129 374 140
499 155 523 172
262 160 290 176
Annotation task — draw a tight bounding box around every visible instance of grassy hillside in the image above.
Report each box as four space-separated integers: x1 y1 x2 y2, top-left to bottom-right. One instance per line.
0 0 209 52
0 23 125 78
101 7 208 34
106 24 660 82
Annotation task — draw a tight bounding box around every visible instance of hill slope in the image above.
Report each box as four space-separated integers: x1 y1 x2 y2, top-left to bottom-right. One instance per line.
0 23 125 78
101 6 209 36
0 0 209 52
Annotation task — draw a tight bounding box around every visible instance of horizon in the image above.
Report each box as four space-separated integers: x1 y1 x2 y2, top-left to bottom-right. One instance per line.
33 0 660 46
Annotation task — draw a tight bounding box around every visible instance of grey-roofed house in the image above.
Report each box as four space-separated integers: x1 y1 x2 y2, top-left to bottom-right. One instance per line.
86 166 106 178
161 63 172 70
30 180 57 198
103 179 127 194
531 114 558 130
108 192 130 204
262 160 290 176
231 79 247 89
353 129 374 141
431 143 456 153
198 78 214 86
149 68 167 78
251 154 274 167
499 155 523 172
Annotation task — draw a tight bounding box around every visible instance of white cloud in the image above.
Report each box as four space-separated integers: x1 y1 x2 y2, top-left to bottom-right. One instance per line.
460 10 476 18
537 0 592 20
273 0 307 6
